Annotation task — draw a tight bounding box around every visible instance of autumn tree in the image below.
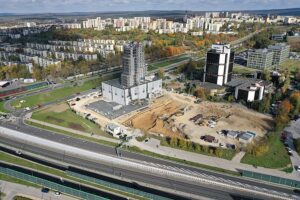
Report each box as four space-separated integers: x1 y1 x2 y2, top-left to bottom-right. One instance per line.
275 99 293 130
290 91 300 115
32 66 44 81
195 87 207 100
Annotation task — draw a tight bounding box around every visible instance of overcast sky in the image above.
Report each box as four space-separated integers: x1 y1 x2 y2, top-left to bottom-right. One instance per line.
0 0 299 13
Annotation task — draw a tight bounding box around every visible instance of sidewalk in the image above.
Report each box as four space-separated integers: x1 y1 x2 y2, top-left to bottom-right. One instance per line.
26 118 120 144
0 181 76 200
128 138 300 181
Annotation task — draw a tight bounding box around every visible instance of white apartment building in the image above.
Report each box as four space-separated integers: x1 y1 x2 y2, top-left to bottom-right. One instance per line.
247 49 274 69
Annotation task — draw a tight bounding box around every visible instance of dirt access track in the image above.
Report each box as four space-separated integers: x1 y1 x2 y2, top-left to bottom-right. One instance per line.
123 91 274 145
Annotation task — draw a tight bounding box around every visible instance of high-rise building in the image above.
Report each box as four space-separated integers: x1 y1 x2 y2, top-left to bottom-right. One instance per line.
247 49 274 69
121 42 146 87
204 44 234 86
102 42 162 106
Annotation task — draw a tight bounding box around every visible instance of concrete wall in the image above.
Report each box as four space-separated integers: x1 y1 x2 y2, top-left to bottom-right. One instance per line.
130 84 147 101
102 82 113 102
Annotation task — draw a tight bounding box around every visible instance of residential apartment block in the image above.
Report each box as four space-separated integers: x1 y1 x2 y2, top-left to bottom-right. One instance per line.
247 43 290 69
268 43 290 67
247 49 274 69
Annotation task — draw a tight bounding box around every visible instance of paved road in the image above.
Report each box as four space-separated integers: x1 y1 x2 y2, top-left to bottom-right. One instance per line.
0 133 285 200
0 121 298 200
0 180 76 200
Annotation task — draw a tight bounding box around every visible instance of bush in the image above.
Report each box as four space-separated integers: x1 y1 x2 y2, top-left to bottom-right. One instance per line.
246 137 269 156
163 137 235 160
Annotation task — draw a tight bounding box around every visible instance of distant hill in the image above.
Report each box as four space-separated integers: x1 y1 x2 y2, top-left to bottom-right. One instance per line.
246 8 300 16
0 7 299 20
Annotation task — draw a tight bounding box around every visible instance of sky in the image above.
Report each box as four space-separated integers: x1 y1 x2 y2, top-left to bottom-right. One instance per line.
0 0 299 13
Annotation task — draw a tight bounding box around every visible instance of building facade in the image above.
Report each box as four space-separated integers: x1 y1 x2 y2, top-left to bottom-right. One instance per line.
121 42 146 87
247 49 274 69
102 42 162 106
268 43 290 67
204 44 234 86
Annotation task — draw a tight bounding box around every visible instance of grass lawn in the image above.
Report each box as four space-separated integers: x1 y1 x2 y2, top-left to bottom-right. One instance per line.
0 191 5 198
125 146 240 176
0 100 10 113
26 120 118 147
0 152 66 177
0 174 39 188
281 166 294 173
280 59 300 73
31 103 111 137
148 56 189 71
233 65 257 75
11 74 118 109
13 196 33 200
241 133 291 169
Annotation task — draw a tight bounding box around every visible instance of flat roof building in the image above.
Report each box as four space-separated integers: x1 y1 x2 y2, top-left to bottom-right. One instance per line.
268 43 290 67
247 49 273 69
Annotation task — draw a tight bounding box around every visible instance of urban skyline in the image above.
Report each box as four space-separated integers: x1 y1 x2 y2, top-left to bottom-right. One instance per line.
0 0 300 13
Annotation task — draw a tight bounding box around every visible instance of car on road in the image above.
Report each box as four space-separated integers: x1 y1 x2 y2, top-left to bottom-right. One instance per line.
284 141 289 147
16 150 22 155
295 165 300 172
286 147 292 153
54 191 61 196
41 188 50 193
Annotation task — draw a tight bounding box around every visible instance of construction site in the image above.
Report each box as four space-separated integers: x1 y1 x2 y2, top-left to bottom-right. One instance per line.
68 88 274 148
122 91 274 146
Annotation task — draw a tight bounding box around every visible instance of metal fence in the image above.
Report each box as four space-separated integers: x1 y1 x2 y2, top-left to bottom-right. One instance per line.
67 171 171 200
242 170 300 188
0 166 109 200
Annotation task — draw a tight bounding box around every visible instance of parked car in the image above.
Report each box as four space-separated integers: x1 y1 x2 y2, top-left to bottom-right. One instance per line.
54 191 61 196
208 124 215 128
219 143 225 148
295 166 300 172
286 147 292 153
41 188 50 193
16 150 22 155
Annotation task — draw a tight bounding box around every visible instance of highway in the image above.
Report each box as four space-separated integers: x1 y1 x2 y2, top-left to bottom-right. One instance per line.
0 123 299 200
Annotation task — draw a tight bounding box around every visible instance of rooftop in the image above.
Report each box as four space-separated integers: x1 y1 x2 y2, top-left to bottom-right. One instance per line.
268 43 290 50
103 77 159 89
226 78 272 89
239 132 254 141
87 99 149 120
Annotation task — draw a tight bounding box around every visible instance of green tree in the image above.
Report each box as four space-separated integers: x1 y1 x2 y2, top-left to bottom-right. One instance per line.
158 69 165 79
227 95 234 103
215 148 224 158
258 93 271 113
178 139 187 149
261 69 271 81
170 137 178 147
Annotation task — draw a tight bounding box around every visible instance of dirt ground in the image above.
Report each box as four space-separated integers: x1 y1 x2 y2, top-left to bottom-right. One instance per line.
40 103 69 113
123 97 184 137
123 91 274 146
